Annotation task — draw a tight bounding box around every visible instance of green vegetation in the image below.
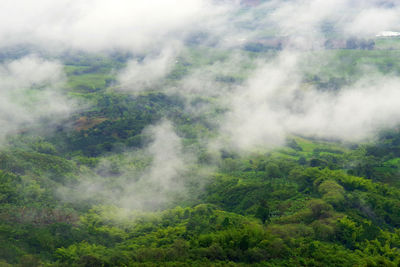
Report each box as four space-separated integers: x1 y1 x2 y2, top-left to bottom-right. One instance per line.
1 43 400 266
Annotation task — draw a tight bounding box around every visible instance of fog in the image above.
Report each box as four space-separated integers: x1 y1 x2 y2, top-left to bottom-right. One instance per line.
58 120 194 211
0 0 231 52
220 52 400 150
0 55 72 144
118 45 181 91
2 0 400 211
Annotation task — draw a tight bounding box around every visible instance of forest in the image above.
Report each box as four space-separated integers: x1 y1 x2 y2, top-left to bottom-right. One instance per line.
1 1 400 266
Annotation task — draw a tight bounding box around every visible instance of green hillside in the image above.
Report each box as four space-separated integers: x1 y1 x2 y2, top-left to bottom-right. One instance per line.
0 43 399 266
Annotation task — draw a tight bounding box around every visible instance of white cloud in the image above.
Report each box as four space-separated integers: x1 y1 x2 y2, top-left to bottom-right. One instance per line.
0 55 72 143
0 0 231 52
59 120 193 211
118 45 180 91
217 51 400 150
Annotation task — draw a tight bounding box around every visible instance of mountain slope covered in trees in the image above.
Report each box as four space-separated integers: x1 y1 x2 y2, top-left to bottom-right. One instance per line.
1 1 400 266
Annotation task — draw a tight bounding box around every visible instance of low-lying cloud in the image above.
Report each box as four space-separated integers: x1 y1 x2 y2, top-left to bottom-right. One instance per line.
0 55 72 144
118 45 180 91
0 0 232 53
3 0 400 211
220 52 400 150
59 120 193 211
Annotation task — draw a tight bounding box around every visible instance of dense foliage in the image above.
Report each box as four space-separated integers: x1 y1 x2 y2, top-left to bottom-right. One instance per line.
2 41 400 266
